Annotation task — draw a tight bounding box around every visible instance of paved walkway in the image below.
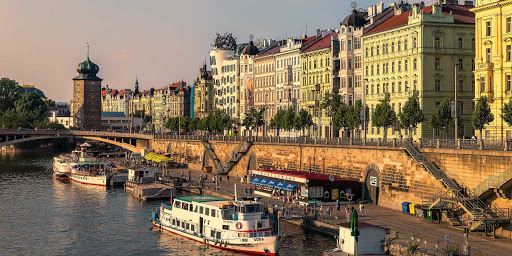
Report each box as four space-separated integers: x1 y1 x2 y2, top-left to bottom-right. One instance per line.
131 166 512 256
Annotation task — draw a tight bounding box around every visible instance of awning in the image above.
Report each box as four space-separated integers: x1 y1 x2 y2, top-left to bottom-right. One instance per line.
144 152 170 163
251 177 297 191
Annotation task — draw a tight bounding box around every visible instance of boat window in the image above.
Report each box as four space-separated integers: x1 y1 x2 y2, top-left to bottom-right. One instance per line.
216 232 222 239
222 225 229 230
194 205 198 213
211 230 215 237
256 220 263 228
191 225 195 232
244 204 261 213
199 206 203 214
211 209 216 218
174 201 181 208
186 223 190 230
172 219 175 226
182 203 189 211
205 208 210 216
177 220 181 226
182 221 185 229
189 204 193 212
249 232 256 237
222 209 234 220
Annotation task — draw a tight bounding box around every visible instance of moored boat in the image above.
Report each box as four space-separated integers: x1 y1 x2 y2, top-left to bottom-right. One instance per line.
152 195 279 255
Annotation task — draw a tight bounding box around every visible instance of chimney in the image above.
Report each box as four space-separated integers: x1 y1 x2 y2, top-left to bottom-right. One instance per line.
420 1 425 7
316 29 321 38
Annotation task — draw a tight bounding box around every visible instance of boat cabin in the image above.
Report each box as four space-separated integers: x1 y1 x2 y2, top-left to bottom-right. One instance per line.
250 169 362 204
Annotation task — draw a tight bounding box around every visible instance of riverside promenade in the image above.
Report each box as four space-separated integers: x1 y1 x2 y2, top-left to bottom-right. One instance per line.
159 168 512 256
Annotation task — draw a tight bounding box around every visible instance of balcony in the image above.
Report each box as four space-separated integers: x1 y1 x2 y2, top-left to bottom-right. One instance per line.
477 62 494 70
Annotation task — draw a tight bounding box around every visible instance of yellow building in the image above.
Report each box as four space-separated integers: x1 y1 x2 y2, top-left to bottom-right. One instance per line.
300 33 334 137
194 63 215 118
472 0 512 139
363 3 475 140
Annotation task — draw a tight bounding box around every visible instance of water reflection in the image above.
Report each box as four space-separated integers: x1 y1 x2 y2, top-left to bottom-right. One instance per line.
0 151 335 256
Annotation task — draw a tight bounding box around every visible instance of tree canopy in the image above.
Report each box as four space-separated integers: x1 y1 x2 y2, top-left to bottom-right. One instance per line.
398 97 424 139
429 97 453 139
371 95 396 139
472 96 494 139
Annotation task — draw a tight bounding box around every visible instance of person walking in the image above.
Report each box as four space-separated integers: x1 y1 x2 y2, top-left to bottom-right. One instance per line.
345 205 350 222
244 187 248 197
227 175 230 183
249 187 253 196
359 202 364 217
336 200 341 212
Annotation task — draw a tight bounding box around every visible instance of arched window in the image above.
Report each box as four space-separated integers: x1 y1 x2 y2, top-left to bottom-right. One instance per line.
404 40 408 50
398 41 402 51
413 37 417 48
458 38 463 49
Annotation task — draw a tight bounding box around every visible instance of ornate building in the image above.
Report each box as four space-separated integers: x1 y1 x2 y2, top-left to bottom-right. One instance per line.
472 0 512 139
194 63 215 118
363 2 475 140
239 40 260 124
72 47 102 130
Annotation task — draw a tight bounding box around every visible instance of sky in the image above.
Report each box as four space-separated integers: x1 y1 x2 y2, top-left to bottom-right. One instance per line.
0 0 389 102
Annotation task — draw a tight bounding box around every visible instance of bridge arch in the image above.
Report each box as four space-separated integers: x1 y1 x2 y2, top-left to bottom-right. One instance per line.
0 135 140 152
246 153 257 176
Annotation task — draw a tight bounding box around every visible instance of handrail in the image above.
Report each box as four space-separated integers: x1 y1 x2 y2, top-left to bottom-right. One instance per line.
474 165 512 197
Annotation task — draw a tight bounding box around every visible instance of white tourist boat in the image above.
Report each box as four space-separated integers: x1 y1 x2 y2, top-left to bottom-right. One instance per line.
152 195 279 255
54 148 117 186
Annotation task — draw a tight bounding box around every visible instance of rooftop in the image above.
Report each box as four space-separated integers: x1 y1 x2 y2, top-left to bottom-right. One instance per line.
365 4 475 35
301 33 336 53
177 195 230 203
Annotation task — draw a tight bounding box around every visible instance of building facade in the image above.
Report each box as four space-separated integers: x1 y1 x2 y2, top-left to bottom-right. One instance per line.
300 33 334 137
363 3 475 140
72 50 102 130
239 41 260 124
253 43 280 136
472 0 512 139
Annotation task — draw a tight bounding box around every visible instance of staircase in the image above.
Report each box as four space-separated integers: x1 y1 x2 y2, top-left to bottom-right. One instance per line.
405 140 510 231
473 165 512 200
202 141 222 172
218 142 252 174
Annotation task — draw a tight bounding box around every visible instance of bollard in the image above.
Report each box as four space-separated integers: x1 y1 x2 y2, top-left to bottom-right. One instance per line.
505 140 509 151
437 139 440 148
457 139 461 150
377 138 381 146
392 138 396 147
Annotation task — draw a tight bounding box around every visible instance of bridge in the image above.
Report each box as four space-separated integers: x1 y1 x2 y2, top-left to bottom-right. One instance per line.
0 129 153 152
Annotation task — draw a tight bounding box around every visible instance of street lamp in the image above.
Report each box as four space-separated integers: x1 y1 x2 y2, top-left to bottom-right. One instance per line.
363 79 369 141
455 63 460 140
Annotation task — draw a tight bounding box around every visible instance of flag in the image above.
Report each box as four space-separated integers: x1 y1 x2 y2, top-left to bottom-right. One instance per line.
350 208 360 241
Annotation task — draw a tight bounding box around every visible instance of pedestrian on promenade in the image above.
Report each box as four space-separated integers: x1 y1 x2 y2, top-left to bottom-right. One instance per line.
227 175 230 183
345 205 350 222
327 206 332 216
320 205 323 214
336 200 341 212
359 202 364 217
249 187 253 196
282 195 287 205
219 176 222 183
244 187 248 197
236 174 239 182
281 206 285 217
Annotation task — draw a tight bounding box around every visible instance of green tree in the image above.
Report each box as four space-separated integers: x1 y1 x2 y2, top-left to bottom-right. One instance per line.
14 92 50 128
189 117 200 131
0 109 22 128
472 96 494 139
179 116 191 132
0 77 22 115
345 100 362 137
429 97 454 139
283 107 296 136
501 97 512 128
320 92 342 137
333 102 348 134
242 109 254 135
270 108 285 136
296 108 314 136
399 97 425 140
371 95 396 140
242 107 266 137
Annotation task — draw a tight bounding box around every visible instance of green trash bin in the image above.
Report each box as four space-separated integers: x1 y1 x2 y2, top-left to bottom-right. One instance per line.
427 209 441 221
422 209 429 219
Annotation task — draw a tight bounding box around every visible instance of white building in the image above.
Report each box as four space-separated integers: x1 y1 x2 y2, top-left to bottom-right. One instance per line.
337 222 386 255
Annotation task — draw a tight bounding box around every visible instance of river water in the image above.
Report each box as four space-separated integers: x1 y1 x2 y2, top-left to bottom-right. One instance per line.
0 151 335 256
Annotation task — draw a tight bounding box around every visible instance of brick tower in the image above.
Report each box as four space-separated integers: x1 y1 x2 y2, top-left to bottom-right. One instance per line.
72 45 102 130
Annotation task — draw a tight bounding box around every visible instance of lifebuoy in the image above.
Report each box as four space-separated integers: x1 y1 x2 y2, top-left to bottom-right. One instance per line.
235 222 243 229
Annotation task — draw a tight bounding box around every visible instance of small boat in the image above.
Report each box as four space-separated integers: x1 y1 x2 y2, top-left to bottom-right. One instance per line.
152 195 279 255
53 155 72 178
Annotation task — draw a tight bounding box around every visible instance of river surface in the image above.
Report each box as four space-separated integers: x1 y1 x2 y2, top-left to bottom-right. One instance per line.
0 151 335 256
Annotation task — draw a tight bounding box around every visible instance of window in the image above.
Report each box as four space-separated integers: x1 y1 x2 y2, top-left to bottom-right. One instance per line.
435 58 441 69
472 38 475 49
398 41 402 51
472 80 475 91
348 40 352 50
458 38 463 49
413 37 417 48
434 37 441 48
507 75 511 91
508 17 512 33
405 60 408 71
377 84 380 94
392 62 395 72
472 59 475 70
211 209 216 218
413 58 417 70
486 21 491 36
459 80 464 92
480 76 485 92
486 48 492 62
398 61 402 72
458 59 464 70
309 186 323 198
435 80 441 91
392 82 395 93
398 82 402 92
205 208 209 216
392 42 395 52
507 45 511 62
365 47 368 57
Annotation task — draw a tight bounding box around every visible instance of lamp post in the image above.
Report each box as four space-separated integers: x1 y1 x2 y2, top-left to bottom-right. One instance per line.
455 63 459 140
363 79 368 141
